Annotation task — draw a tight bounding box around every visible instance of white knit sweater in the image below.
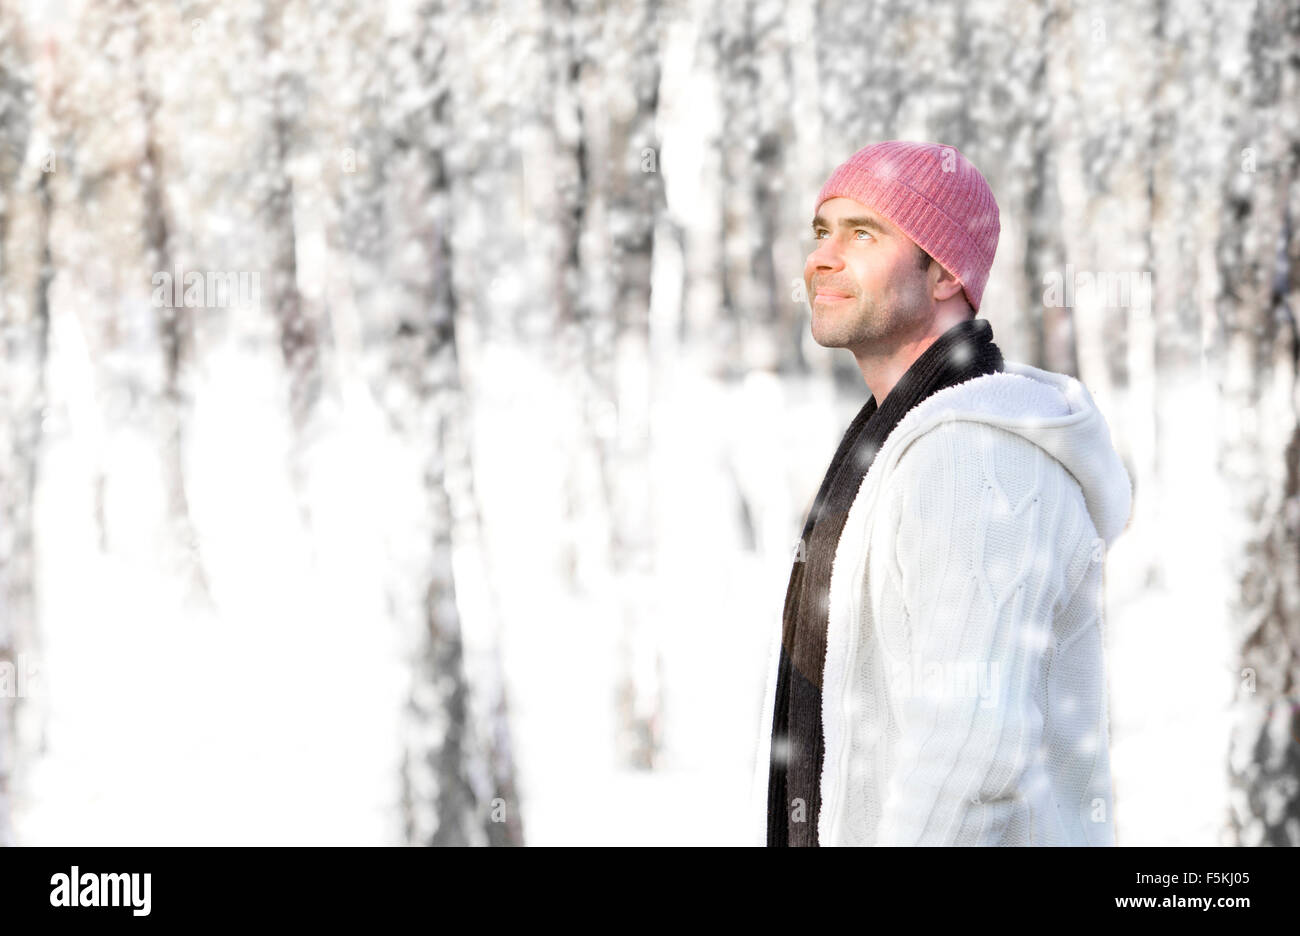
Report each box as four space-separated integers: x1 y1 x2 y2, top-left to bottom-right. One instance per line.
751 360 1133 846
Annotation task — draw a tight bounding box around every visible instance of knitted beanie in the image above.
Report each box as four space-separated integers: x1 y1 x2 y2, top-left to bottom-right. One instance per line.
814 140 1000 312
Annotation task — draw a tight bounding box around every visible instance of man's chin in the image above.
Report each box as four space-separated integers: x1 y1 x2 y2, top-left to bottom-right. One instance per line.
810 321 847 349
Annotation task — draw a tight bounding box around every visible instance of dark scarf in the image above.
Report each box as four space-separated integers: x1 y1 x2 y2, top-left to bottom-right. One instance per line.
766 316 1005 846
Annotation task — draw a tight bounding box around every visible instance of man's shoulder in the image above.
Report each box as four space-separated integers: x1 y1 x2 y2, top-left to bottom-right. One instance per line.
890 416 1058 479
883 416 1094 526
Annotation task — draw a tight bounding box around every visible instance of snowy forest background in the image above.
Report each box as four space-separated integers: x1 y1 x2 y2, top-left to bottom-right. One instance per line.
0 0 1297 845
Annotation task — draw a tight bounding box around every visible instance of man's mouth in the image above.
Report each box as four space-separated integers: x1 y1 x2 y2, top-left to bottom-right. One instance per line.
814 289 853 302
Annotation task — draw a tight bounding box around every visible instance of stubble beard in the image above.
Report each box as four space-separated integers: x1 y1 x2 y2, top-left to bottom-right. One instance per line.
812 278 928 355
812 292 884 350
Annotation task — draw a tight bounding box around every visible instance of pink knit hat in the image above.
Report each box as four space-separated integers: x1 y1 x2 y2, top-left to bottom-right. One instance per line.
814 140 1000 311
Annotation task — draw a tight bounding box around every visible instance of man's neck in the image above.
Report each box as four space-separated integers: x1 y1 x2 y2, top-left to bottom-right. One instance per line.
854 308 970 404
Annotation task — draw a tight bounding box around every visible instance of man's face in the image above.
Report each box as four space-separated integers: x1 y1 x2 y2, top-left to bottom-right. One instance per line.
803 197 933 352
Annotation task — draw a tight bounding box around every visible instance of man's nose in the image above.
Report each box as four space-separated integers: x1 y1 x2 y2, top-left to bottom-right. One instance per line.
808 237 843 270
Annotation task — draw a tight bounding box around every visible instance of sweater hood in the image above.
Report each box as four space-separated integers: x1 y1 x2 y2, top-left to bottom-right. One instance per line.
883 358 1133 547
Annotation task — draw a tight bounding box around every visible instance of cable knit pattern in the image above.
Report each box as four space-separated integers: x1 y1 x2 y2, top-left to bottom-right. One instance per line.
873 422 1105 844
750 360 1132 846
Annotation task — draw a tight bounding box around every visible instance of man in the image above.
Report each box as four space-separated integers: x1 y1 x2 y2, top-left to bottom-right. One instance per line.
752 140 1132 846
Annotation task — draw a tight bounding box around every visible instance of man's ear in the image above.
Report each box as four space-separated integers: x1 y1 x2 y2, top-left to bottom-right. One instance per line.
931 264 964 302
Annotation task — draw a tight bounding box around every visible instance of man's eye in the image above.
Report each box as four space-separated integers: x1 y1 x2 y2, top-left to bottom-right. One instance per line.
809 229 872 241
